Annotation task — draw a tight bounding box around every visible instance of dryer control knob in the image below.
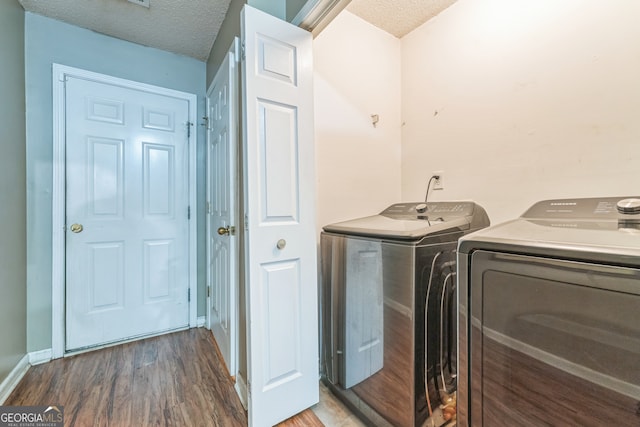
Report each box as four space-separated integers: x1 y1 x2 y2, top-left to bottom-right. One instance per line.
415 203 428 213
617 198 640 214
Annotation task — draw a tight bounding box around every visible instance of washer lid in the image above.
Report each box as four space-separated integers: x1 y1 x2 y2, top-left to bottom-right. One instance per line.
323 201 487 240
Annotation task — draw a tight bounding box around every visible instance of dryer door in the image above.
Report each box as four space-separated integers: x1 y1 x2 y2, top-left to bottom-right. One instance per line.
468 251 640 427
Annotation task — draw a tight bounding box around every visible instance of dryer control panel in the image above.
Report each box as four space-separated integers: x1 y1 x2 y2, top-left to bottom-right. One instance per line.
523 197 640 219
522 197 640 231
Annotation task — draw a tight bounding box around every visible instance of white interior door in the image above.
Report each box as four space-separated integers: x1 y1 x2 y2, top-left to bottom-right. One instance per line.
241 5 318 426
65 75 191 351
207 38 239 376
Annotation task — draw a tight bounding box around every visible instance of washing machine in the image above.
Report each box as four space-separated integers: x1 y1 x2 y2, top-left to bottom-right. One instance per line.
457 197 640 426
320 201 490 427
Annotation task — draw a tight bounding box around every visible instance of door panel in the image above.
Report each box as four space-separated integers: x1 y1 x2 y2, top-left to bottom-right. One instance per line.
144 144 174 216
144 239 174 301
88 242 124 311
65 76 190 350
208 39 239 376
242 5 318 426
259 260 303 391
258 102 299 222
88 137 123 216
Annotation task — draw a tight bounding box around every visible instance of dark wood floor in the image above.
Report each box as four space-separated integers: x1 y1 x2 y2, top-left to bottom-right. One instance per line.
6 328 323 427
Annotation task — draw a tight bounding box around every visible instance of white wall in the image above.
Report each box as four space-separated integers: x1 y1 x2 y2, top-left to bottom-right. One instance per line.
401 0 640 224
314 11 402 231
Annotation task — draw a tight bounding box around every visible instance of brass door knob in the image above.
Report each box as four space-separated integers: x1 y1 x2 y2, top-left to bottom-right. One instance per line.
70 223 83 233
217 226 235 236
276 239 286 250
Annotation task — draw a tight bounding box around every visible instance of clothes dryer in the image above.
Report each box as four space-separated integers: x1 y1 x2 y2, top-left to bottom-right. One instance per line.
457 197 640 426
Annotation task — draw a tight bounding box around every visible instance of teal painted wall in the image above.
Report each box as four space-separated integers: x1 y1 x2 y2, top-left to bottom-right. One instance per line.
0 0 27 384
207 0 247 87
248 0 286 19
287 0 308 21
25 13 207 352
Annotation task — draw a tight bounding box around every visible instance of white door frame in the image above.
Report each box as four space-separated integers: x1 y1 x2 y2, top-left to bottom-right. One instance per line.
51 64 198 358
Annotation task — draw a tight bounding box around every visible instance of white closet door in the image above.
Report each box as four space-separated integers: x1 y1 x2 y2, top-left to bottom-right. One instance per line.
208 38 239 376
241 5 318 426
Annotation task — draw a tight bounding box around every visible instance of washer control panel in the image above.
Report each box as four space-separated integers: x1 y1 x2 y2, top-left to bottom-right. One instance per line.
381 201 476 219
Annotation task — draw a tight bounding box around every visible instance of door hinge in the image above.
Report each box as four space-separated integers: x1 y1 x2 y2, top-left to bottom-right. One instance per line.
207 286 210 298
244 214 249 231
206 201 211 215
187 121 194 138
188 206 191 220
202 116 209 130
241 42 246 61
188 288 191 302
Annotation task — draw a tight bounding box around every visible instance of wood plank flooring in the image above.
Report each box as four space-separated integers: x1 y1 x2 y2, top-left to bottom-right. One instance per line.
5 328 323 427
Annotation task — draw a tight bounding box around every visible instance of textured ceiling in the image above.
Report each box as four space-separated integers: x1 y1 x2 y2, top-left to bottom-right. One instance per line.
18 0 455 60
19 0 232 61
347 0 458 38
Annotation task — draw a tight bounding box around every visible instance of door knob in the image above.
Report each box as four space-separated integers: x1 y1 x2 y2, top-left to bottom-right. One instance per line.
217 226 235 236
70 223 83 233
276 239 286 250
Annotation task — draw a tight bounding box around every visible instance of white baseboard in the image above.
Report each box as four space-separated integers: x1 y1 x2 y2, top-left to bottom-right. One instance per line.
0 354 30 404
29 348 52 365
197 316 206 327
235 371 248 410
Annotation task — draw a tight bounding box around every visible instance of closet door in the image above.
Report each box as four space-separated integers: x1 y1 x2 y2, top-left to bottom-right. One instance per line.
207 38 239 378
241 5 318 426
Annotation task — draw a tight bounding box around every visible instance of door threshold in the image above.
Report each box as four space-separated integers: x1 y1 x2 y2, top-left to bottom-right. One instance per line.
63 326 190 357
